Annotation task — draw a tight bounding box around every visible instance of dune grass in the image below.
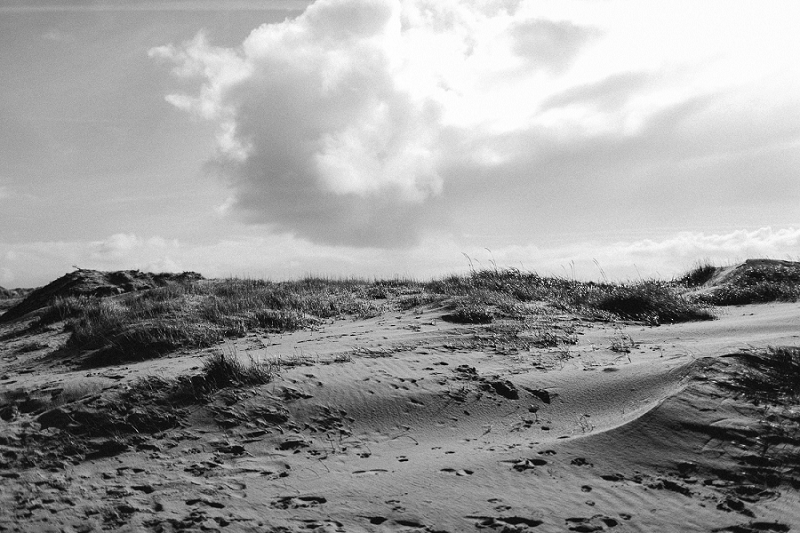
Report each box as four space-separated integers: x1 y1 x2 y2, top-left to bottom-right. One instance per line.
24 267 725 366
693 261 800 305
124 348 275 410
737 346 800 404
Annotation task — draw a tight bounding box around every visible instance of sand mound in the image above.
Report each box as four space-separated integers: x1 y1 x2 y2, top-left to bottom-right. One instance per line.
0 269 203 323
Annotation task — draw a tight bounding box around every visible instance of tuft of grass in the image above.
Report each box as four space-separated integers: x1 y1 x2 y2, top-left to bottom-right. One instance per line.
588 280 715 324
695 261 800 305
125 349 275 407
677 261 718 287
198 349 274 390
736 346 800 404
443 297 495 324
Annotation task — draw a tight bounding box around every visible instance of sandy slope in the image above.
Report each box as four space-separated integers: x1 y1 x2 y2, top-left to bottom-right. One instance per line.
1 302 798 532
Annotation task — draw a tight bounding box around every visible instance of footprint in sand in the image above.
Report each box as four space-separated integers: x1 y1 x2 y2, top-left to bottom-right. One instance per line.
440 468 473 476
352 469 388 476
565 515 619 531
362 516 388 525
506 458 547 472
185 498 225 509
292 518 345 532
468 515 544 530
271 495 327 509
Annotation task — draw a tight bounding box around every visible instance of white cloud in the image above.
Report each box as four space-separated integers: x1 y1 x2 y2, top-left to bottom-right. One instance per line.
151 0 800 250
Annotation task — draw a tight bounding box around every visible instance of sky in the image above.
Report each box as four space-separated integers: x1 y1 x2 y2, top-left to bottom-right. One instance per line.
1 0 799 288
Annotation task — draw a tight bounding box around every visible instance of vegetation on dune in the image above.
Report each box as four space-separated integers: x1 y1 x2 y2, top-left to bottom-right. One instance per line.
735 346 800 404
31 277 389 367
15 259 798 366
123 348 275 410
688 260 800 305
18 267 722 366
434 268 714 324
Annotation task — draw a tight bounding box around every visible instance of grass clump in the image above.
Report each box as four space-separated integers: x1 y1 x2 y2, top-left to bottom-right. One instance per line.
677 261 718 287
736 346 800 404
125 349 274 408
198 350 274 390
697 261 800 305
42 277 389 367
588 280 715 324
432 269 712 325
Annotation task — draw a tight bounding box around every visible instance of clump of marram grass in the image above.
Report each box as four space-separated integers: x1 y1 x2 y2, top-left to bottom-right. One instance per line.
735 346 800 404
41 276 392 367
694 261 800 305
37 267 722 368
587 280 715 324
443 298 495 324
430 269 712 324
677 261 718 288
199 349 274 390
124 349 274 407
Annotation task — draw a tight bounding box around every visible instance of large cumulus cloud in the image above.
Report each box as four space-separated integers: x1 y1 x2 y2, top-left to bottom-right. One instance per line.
150 0 603 246
151 0 800 249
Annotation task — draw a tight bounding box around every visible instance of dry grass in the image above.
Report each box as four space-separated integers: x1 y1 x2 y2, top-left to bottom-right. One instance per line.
18 266 728 367
693 261 800 305
736 346 800 404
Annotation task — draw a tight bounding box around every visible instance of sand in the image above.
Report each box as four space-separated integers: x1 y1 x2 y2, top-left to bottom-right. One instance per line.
1 300 798 532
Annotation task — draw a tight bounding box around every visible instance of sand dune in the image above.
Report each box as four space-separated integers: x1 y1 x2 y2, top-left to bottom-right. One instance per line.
1 284 798 532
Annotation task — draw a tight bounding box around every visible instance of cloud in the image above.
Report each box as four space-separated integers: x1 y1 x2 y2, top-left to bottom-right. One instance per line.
150 0 602 246
540 71 654 112
510 18 601 73
152 0 800 249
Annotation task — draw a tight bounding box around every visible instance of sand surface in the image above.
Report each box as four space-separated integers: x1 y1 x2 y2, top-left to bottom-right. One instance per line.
1 302 799 532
